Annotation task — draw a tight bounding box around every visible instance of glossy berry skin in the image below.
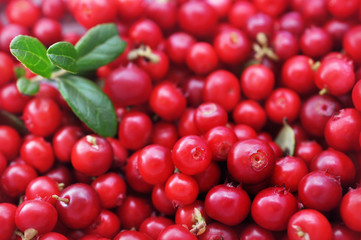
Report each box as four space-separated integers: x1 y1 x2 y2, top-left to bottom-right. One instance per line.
115 0 146 21
186 42 218 75
213 29 251 66
23 97 62 137
38 232 69 240
251 187 298 231
5 0 40 27
32 18 62 46
178 1 218 38
139 216 173 240
152 184 176 216
195 102 228 133
146 0 177 31
138 144 173 185
232 100 267 131
300 26 333 58
287 209 333 240
295 140 323 166
0 203 17 240
20 137 55 173
158 225 198 240
271 30 299 61
205 184 251 226
165 173 199 206
25 176 61 205
203 70 241 112
53 126 85 163
265 88 301 124
0 125 21 161
245 13 274 40
0 82 30 114
205 126 237 161
117 196 152 230
91 172 127 209
151 122 178 149
0 24 30 53
175 200 207 231
281 55 316 95
55 183 101 229
352 80 361 112
118 112 152 150
198 222 238 240
15 199 58 235
1 163 38 198
324 108 361 152
241 64 275 100
137 50 169 82
343 26 361 65
310 148 356 187
172 135 212 175
149 82 186 122
70 0 117 29
315 58 355 96
300 94 342 137
129 19 163 49
331 223 360 240
228 139 276 184
327 0 359 18
298 171 342 212
114 230 152 240
0 52 14 86
85 209 121 239
41 0 66 20
228 1 257 30
239 224 275 240
166 32 196 65
71 135 113 176
104 64 152 107
270 156 309 192
340 188 361 232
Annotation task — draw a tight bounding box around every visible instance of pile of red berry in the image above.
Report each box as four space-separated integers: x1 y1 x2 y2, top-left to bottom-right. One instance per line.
2 0 361 239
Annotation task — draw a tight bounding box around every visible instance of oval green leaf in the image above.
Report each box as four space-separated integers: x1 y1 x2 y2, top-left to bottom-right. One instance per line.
16 77 40 96
275 120 296 156
75 23 126 72
58 75 117 137
47 42 78 73
10 35 52 78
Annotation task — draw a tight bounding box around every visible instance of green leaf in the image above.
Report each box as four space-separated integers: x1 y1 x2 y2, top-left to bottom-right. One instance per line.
14 66 26 78
58 75 117 137
275 120 296 156
16 77 40 96
10 35 52 78
75 23 126 72
47 42 78 73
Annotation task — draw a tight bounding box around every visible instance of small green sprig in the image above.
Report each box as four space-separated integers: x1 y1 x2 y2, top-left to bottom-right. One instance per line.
9 23 126 137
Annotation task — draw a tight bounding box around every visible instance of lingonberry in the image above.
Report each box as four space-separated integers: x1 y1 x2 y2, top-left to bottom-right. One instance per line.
116 196 152 230
41 0 66 20
0 24 29 53
203 70 241 112
23 97 62 137
193 161 221 193
71 135 113 176
166 32 196 65
85 209 121 239
265 88 301 124
228 138 276 184
115 0 146 21
158 225 197 240
175 200 208 233
194 102 228 133
205 126 237 161
138 144 174 185
295 140 323 166
52 126 85 163
315 58 355 96
38 232 69 240
177 1 218 38
20 136 55 173
251 187 298 231
0 125 21 161
0 153 6 176
233 124 258 141
135 49 169 82
245 13 274 40
151 121 178 149
118 111 152 150
104 63 152 107
279 11 305 36
186 42 218 75
298 170 343 212
70 0 117 29
271 30 299 61
146 0 177 31
129 19 163 49
205 184 251 226
343 25 361 65
172 135 212 175
254 0 288 17
165 172 199 206
340 187 361 232
5 0 40 27
241 64 275 100
228 1 257 30
298 0 329 26
199 222 238 240
139 216 173 240
239 224 275 240
310 148 356 187
324 19 353 49
32 18 63 46
0 52 14 86
331 223 361 240
232 100 267 132
352 80 361 111
270 156 309 192
114 230 152 240
25 176 61 205
177 108 202 137
106 137 128 169
124 151 153 193
300 94 342 137
91 172 127 209
0 82 31 114
15 199 58 238
46 166 74 189
327 0 359 19
213 29 251 66
152 184 176 216
300 26 333 59
325 108 361 152
149 81 186 122
55 183 101 229
0 203 17 240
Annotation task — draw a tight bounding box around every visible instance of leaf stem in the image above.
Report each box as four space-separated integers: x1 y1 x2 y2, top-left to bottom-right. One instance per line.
29 69 68 82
